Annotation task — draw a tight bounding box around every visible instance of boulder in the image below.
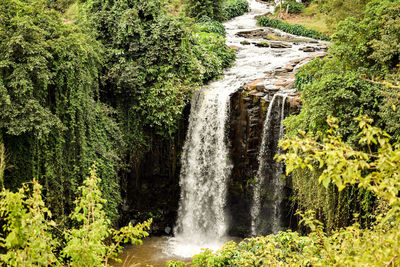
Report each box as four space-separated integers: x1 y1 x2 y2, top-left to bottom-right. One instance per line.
270 41 292 48
255 41 270 47
300 46 316 52
236 29 272 39
284 64 294 72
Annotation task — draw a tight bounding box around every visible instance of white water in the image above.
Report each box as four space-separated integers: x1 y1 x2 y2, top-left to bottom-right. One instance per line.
165 0 325 258
250 91 292 236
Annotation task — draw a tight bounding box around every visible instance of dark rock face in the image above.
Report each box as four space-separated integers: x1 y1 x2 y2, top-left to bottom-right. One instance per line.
227 84 268 236
120 104 190 235
227 78 298 237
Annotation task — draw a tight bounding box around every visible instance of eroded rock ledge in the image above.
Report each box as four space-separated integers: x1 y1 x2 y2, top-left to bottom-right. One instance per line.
227 51 326 236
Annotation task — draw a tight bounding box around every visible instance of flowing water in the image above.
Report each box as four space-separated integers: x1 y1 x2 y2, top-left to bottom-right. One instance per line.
250 91 292 236
115 0 326 265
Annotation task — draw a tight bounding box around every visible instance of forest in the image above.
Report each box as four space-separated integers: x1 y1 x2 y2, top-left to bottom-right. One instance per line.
0 0 399 266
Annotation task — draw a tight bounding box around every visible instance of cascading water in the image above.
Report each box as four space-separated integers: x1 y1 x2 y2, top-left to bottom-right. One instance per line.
170 81 235 256
250 91 292 236
163 0 326 259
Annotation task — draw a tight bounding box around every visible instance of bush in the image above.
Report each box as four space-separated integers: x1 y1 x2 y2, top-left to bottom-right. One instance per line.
191 32 235 81
222 0 249 20
196 16 226 36
46 0 75 12
0 167 152 266
185 0 224 21
277 0 305 14
258 16 330 40
185 0 248 21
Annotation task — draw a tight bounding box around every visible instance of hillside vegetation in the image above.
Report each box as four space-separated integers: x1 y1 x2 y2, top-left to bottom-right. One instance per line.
0 0 246 264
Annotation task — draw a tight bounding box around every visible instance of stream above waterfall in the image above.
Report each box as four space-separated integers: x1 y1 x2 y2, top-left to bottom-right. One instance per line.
114 0 327 265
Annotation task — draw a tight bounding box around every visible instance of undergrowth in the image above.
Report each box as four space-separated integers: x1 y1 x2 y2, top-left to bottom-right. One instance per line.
258 16 330 40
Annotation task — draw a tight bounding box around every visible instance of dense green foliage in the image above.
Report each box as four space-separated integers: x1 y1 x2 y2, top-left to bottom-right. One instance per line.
221 0 249 20
0 168 151 266
171 117 400 266
258 16 330 40
80 0 234 147
283 0 400 227
315 0 373 29
196 17 226 36
0 0 236 228
185 0 248 21
185 0 224 21
0 0 122 221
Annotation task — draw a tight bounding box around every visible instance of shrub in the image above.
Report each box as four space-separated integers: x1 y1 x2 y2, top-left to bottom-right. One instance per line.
0 166 151 266
185 0 248 21
222 0 249 20
191 32 235 81
258 16 330 40
196 16 226 36
277 0 305 14
185 0 225 21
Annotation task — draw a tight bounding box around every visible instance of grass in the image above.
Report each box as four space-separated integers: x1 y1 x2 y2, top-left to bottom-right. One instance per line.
277 3 332 35
258 16 330 40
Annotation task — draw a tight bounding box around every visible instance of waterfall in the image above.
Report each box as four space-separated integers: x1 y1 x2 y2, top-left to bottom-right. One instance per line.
174 83 233 244
164 0 324 258
250 91 291 236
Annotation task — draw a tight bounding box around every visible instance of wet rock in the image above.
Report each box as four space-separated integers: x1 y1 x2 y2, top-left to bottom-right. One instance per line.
248 89 258 95
289 58 303 65
300 46 316 52
255 41 270 47
245 78 265 91
256 83 265 92
319 45 328 51
236 29 272 39
272 67 290 74
265 84 279 91
270 41 292 48
274 79 287 87
165 226 172 235
240 40 251 45
284 64 294 72
286 52 327 71
288 92 302 108
229 45 240 51
250 91 266 97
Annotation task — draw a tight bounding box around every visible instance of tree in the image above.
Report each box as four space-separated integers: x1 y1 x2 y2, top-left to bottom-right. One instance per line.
0 180 60 266
62 167 152 266
0 166 151 266
0 0 123 221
